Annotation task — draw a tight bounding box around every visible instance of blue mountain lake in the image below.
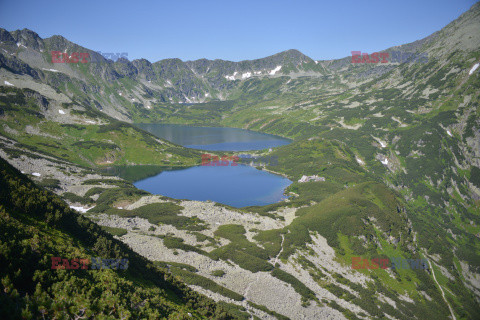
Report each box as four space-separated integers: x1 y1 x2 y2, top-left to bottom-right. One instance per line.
130 124 293 207
134 123 291 151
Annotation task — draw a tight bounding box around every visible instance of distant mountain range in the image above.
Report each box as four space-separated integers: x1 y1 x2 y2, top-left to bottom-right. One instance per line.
0 18 444 119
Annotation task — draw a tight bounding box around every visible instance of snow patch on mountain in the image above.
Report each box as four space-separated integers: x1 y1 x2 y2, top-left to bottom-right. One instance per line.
373 136 387 148
225 71 238 81
42 68 59 72
4 81 14 86
469 63 479 75
269 66 282 75
242 72 252 79
70 206 93 213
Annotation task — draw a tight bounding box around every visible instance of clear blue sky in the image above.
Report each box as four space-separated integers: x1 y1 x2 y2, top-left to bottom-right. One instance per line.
0 0 476 62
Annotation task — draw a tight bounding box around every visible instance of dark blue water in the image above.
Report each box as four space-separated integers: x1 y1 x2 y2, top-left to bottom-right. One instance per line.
134 163 292 208
134 123 291 151
132 124 292 207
